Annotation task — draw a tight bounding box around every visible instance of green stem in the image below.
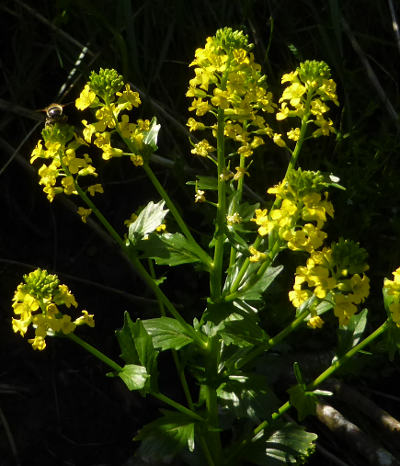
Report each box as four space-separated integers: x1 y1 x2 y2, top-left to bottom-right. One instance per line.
235 307 310 370
153 392 205 423
74 183 126 249
67 334 206 424
65 166 205 348
307 319 390 390
210 108 227 300
204 337 222 464
226 319 391 464
127 252 207 349
142 163 212 269
284 92 313 177
66 332 123 372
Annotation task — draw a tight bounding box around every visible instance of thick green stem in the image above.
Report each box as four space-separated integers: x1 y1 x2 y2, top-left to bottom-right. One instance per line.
210 108 227 300
204 337 222 464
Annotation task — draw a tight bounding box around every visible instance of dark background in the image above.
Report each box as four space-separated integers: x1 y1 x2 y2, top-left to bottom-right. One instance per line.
1 1 400 465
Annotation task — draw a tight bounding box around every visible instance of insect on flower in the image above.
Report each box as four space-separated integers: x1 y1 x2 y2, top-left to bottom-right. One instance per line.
41 103 70 126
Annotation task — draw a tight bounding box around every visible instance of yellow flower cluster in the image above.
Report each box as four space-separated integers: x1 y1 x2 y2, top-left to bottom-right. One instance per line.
383 267 400 326
76 69 149 167
289 240 369 327
11 269 94 350
186 27 277 159
252 171 334 253
30 124 102 205
276 60 339 142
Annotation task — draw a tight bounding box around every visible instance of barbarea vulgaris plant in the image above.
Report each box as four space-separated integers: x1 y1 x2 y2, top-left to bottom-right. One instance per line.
11 27 400 465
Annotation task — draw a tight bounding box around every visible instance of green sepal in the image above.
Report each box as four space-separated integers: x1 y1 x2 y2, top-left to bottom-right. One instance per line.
240 422 317 465
128 200 169 245
142 317 194 351
134 409 196 463
115 312 158 394
136 232 202 266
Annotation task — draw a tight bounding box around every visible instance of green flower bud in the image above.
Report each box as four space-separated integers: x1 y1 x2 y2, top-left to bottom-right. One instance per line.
331 238 369 275
21 269 60 301
88 68 124 102
215 27 252 52
42 122 75 146
297 60 332 85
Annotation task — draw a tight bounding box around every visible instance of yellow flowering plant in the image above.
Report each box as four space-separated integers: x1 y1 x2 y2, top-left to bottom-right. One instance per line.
12 28 400 465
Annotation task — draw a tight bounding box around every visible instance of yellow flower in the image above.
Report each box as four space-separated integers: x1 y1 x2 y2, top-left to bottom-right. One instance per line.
74 310 95 327
195 189 206 203
249 246 266 263
61 175 77 196
287 128 300 141
191 139 215 157
130 154 144 166
307 316 324 329
227 212 241 225
116 83 141 110
156 223 167 233
77 206 92 223
187 118 206 132
11 269 94 350
273 133 286 148
75 84 97 111
87 184 104 196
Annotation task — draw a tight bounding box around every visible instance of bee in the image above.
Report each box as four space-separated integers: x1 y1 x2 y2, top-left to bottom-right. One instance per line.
41 103 69 126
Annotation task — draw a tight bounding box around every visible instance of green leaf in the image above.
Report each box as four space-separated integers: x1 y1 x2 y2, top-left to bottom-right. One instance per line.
236 265 283 301
115 312 158 393
225 226 251 252
240 422 317 465
287 384 317 421
134 410 196 463
217 375 279 423
383 321 400 361
335 308 368 360
186 175 218 190
219 315 268 347
128 200 168 245
142 317 193 351
116 311 140 365
137 232 201 266
143 117 161 152
224 255 247 292
118 364 148 391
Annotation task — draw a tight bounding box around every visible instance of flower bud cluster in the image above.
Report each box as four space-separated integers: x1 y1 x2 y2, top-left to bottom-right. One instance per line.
252 169 334 253
30 123 102 209
186 27 276 160
11 269 94 350
289 239 369 327
276 60 339 142
383 267 400 326
76 68 149 167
